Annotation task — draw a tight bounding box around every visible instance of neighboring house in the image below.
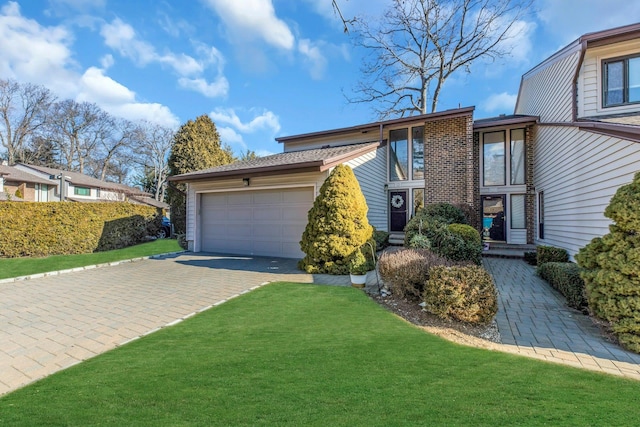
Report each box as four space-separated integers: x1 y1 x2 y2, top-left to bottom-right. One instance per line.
170 22 640 260
0 163 168 209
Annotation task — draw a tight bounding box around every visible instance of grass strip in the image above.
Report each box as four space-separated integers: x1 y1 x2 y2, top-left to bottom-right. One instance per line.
0 239 182 280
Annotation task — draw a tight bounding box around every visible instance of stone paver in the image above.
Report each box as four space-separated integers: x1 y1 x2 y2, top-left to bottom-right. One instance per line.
2 252 639 397
484 257 640 378
0 252 351 396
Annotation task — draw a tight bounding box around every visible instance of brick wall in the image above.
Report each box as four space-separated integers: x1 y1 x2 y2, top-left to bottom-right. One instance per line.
4 182 36 201
525 124 536 244
423 113 480 230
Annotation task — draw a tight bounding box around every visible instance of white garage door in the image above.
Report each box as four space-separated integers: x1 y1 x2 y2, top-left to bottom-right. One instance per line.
200 187 314 258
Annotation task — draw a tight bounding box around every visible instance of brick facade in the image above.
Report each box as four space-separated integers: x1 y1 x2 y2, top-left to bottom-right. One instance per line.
423 112 480 230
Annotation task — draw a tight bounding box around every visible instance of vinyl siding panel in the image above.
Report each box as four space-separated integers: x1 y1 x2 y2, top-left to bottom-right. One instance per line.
283 131 380 152
185 171 327 251
534 125 640 257
345 147 388 231
516 50 581 122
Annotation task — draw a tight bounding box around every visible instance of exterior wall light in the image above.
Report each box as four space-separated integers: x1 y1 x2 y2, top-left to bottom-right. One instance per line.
243 178 250 186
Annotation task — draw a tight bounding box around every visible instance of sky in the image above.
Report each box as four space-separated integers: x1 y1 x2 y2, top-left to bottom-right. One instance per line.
1 0 639 157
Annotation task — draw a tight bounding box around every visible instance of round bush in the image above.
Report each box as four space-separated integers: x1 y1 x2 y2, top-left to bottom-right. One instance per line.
422 203 467 225
423 265 498 324
448 223 481 246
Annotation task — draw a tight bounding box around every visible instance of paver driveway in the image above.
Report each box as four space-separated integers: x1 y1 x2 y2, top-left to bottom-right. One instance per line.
0 253 350 396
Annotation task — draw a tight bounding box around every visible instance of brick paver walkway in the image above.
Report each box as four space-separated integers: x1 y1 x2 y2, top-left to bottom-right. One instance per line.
2 252 639 397
484 257 640 379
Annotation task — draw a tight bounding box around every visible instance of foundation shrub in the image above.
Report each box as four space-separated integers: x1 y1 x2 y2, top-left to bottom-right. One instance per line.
537 245 569 265
0 202 161 258
374 229 390 250
422 202 467 225
523 251 537 265
576 171 640 353
298 165 374 274
537 262 587 310
448 223 481 246
378 248 460 300
406 219 482 265
423 265 498 324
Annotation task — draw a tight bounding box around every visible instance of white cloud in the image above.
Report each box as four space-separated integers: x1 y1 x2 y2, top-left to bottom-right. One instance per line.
499 19 537 64
0 1 78 96
100 53 114 69
217 126 246 150
209 108 281 134
100 18 203 76
203 0 294 50
482 92 517 113
178 77 229 98
537 0 640 44
298 38 327 80
77 67 179 127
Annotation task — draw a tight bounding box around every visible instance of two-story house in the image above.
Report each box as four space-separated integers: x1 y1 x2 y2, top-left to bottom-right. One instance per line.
170 22 640 260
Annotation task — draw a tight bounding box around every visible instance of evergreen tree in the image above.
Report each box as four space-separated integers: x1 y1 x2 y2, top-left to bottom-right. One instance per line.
168 115 235 235
299 164 374 274
576 171 640 353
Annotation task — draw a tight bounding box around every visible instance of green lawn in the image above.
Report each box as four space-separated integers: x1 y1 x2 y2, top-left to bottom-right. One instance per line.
0 239 182 280
1 283 639 426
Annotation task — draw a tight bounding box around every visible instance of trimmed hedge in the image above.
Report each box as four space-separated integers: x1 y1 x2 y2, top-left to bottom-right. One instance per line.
537 245 569 265
0 202 161 258
423 265 498 324
523 251 537 266
537 262 588 310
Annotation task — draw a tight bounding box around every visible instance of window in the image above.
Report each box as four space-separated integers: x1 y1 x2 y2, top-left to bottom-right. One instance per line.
483 131 506 186
511 194 526 229
389 129 408 181
603 55 640 107
510 129 526 185
74 186 91 196
412 126 424 180
412 188 424 216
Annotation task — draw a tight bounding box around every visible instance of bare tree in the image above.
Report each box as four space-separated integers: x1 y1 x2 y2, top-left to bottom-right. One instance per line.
94 118 137 181
0 79 55 164
48 100 113 173
134 122 174 201
348 0 532 118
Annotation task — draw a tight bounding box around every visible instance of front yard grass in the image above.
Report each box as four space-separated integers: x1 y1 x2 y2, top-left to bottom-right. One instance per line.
0 239 182 280
1 282 639 426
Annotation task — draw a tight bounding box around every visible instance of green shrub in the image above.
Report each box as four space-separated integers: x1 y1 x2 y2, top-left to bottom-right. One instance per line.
0 202 161 258
523 251 537 265
576 171 640 353
298 165 374 274
374 229 390 251
348 247 373 275
404 214 448 247
422 203 467 225
537 245 569 265
378 248 461 300
448 223 481 246
408 233 432 250
537 262 587 310
424 265 498 324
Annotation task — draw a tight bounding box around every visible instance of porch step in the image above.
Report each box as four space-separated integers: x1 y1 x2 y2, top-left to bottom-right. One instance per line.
388 233 404 246
482 243 536 259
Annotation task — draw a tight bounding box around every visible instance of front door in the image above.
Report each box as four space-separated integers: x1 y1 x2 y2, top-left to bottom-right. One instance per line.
482 195 506 241
390 190 408 232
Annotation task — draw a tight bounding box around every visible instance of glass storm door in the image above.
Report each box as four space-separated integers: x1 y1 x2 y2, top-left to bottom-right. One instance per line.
482 195 506 241
390 190 408 232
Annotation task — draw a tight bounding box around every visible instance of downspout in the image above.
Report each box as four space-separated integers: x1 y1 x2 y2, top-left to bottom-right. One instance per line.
571 40 588 122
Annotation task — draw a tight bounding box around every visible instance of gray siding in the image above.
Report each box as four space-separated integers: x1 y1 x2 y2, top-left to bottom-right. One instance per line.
534 125 640 257
516 50 581 122
345 147 388 231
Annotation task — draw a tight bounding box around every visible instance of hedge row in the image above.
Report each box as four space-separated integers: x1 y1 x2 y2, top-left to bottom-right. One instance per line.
537 262 588 311
0 202 161 258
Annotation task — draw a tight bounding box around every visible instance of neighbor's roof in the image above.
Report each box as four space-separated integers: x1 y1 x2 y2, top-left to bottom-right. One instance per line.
473 114 539 129
0 165 56 185
169 142 382 182
18 164 147 196
130 195 170 209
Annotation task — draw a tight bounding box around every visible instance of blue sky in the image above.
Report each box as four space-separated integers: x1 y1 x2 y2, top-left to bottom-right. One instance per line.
1 0 639 157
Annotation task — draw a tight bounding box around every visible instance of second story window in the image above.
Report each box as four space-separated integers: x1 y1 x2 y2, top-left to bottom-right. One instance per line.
389 129 408 181
483 131 506 186
603 54 640 107
74 186 91 196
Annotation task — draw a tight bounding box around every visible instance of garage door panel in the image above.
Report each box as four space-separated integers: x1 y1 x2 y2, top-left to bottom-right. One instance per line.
200 188 313 258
